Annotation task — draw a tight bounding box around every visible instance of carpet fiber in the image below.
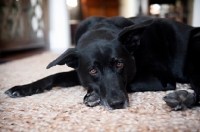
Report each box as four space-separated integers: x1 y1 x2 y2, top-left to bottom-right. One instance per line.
0 52 200 132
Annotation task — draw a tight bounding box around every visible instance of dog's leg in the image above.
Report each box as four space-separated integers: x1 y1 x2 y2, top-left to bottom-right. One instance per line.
163 89 196 110
190 74 200 96
127 74 196 110
189 74 200 104
162 74 200 110
83 90 101 107
127 74 176 92
5 70 80 98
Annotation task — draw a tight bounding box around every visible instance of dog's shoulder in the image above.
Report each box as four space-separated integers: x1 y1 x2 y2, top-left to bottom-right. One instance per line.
75 16 134 45
105 16 134 28
128 16 153 24
75 16 106 44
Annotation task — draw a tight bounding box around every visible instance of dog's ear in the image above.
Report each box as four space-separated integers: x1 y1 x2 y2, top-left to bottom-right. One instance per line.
118 19 154 54
46 48 79 69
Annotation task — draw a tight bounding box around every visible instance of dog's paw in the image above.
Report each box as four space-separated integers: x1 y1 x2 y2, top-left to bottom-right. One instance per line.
163 90 196 110
5 85 41 98
83 91 100 107
163 91 181 110
5 86 26 98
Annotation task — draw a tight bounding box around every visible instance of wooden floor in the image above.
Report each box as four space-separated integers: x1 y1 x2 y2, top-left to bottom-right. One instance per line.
0 48 47 63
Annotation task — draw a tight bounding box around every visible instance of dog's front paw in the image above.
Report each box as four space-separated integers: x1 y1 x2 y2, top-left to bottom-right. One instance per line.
5 85 42 98
83 91 100 107
163 90 196 110
5 86 26 98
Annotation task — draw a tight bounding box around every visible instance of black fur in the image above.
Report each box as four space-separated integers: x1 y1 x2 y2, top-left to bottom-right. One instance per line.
5 16 200 110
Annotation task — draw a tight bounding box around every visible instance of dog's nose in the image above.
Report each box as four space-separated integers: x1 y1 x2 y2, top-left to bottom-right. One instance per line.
109 99 125 109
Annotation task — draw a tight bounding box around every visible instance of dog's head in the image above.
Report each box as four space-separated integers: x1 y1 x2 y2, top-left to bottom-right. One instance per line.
47 17 153 109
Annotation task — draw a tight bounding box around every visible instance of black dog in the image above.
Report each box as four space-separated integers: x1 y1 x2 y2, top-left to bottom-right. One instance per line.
5 16 200 110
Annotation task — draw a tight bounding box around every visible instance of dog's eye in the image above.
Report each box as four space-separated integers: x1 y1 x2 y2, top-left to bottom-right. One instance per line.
90 69 97 74
116 62 123 68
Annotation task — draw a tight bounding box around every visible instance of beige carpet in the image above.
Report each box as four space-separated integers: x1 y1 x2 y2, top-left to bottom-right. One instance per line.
0 52 200 132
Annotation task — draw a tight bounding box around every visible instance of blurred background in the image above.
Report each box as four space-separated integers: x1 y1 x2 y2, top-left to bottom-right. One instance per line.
0 0 200 62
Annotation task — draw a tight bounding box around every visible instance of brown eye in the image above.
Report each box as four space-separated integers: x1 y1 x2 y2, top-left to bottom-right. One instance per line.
90 69 97 74
116 62 123 68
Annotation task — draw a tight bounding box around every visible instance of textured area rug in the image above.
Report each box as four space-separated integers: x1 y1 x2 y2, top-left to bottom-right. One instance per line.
0 52 200 132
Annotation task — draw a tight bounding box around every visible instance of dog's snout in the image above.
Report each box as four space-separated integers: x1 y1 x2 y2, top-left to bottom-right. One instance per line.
109 99 125 109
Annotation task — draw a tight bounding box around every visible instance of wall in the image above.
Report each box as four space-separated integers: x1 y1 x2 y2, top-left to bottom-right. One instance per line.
48 0 71 53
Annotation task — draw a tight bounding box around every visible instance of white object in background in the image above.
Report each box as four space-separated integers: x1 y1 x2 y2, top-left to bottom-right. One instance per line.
192 0 200 27
119 0 139 17
119 0 148 17
49 0 71 53
66 0 77 7
150 4 161 15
